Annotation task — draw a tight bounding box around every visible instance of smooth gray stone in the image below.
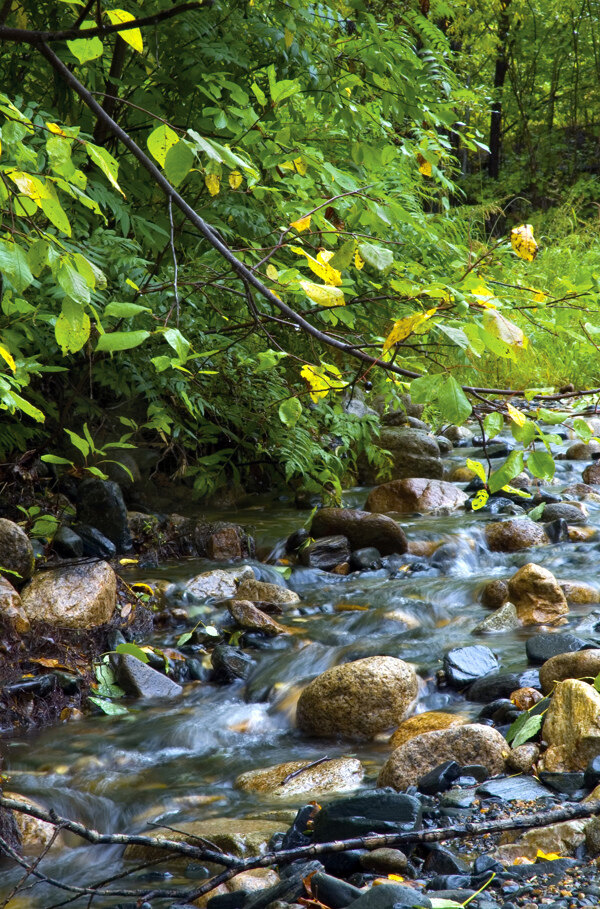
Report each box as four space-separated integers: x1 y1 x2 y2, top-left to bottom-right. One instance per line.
115 653 183 699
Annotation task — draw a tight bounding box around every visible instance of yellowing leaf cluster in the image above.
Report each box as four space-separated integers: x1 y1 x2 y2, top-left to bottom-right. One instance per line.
511 224 538 261
300 281 345 307
291 246 342 285
507 402 527 426
483 309 528 349
290 214 311 232
205 174 221 196
300 363 345 401
383 308 437 351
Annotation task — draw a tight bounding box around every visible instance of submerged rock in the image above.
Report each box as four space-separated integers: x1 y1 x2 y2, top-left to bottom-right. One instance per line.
235 756 364 799
541 679 600 771
378 724 507 791
0 518 34 583
236 578 300 606
443 645 499 687
310 507 407 555
366 478 467 515
21 560 116 629
298 536 351 571
485 518 549 553
507 562 569 626
227 600 287 635
390 711 466 748
296 656 418 740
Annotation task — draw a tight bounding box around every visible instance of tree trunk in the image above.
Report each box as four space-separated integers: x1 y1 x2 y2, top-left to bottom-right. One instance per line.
488 0 512 179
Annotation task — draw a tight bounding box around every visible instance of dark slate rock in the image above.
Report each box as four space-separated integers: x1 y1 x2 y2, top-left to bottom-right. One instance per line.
349 548 383 572
542 503 587 524
3 674 54 696
76 478 133 552
422 845 469 875
246 861 324 909
443 645 499 688
312 873 363 909
543 518 569 544
508 858 577 880
538 771 586 796
460 764 490 782
313 791 422 842
115 654 183 699
321 850 364 878
426 876 472 892
526 632 588 665
286 529 310 554
52 525 84 558
299 535 351 571
584 754 600 789
211 644 255 682
486 498 525 516
73 523 116 559
473 855 504 876
52 671 80 694
280 805 314 851
477 776 553 801
207 893 249 909
478 698 516 722
346 883 431 909
418 761 461 796
467 672 522 703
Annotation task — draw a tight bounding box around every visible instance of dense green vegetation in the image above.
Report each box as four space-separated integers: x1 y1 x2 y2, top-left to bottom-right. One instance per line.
1 0 600 502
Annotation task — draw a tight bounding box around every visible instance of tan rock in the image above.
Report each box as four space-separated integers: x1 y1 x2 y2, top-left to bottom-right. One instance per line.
510 687 543 711
539 649 600 694
481 579 509 610
21 561 116 629
389 711 466 748
0 519 35 584
236 579 300 606
0 577 29 633
228 600 287 635
485 519 549 553
125 816 287 862
5 792 62 853
563 483 600 500
560 580 600 604
406 540 440 557
193 870 279 908
541 679 600 771
366 478 467 515
507 563 569 626
583 462 600 484
566 440 600 460
506 743 540 773
296 656 418 740
494 819 587 865
235 756 364 799
473 602 520 634
310 507 407 555
568 526 597 542
378 724 507 791
183 566 254 600
449 466 476 482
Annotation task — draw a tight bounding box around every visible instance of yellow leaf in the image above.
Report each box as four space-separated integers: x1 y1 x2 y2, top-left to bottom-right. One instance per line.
46 122 67 137
383 308 437 351
471 489 489 511
284 27 294 48
354 250 364 269
535 849 562 861
131 582 154 595
205 174 220 196
0 344 16 372
419 159 432 177
317 249 334 265
507 402 527 427
291 246 342 285
483 309 528 349
7 171 49 205
466 459 487 483
294 157 307 175
511 224 538 261
119 558 139 565
470 283 494 299
300 363 345 402
105 9 143 53
290 214 311 232
229 170 243 189
300 280 345 307
266 264 279 281
530 287 547 303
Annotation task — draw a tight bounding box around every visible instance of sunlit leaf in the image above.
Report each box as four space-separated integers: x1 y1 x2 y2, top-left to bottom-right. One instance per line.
383 309 437 351
300 281 345 307
511 224 538 261
105 9 143 53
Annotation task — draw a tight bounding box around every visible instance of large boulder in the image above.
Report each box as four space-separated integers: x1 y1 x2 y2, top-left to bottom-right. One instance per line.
76 478 132 552
485 519 549 553
21 560 117 629
361 428 443 484
0 577 30 633
539 649 600 695
378 724 507 791
507 563 569 626
0 518 34 583
310 508 407 555
194 521 254 561
296 656 418 740
235 757 364 799
390 711 466 748
366 478 467 515
541 679 600 772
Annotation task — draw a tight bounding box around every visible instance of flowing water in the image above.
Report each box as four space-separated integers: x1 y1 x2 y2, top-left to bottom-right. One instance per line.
2 438 600 907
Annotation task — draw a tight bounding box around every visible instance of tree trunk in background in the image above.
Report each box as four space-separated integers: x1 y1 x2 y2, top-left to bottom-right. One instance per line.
488 0 512 179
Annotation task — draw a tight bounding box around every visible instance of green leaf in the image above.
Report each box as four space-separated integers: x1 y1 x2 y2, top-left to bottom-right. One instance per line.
164 328 190 360
40 454 73 466
88 696 128 716
409 373 444 404
40 192 71 236
573 417 593 443
204 625 220 637
3 392 45 423
86 143 123 195
527 450 555 481
67 34 104 65
357 241 394 272
527 502 546 521
279 397 302 427
176 631 193 646
104 302 151 318
57 257 90 305
65 428 89 458
55 299 91 354
537 408 570 425
164 139 195 185
511 419 537 446
466 459 487 483
96 331 150 353
115 642 150 663
147 124 180 167
85 465 109 479
593 671 600 693
0 239 34 293
483 412 504 440
506 711 544 748
488 450 524 494
437 375 472 425
328 239 356 270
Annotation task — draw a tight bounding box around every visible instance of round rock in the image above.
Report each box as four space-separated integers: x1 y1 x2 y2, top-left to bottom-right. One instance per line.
0 519 34 583
390 711 465 748
481 578 509 610
235 756 364 799
485 519 549 553
310 507 407 555
539 649 600 695
366 478 467 515
526 632 588 666
20 560 117 629
507 562 569 626
296 656 418 740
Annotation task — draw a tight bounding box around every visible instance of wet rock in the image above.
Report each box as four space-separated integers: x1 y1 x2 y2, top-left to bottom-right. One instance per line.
310 508 407 555
378 724 507 791
346 883 431 909
543 517 570 544
585 754 600 789
21 560 116 629
494 819 588 866
481 579 509 610
449 466 476 482
390 711 465 748
526 632 588 665
235 757 364 800
563 482 600 501
311 872 362 909
467 672 526 703
183 566 254 601
211 644 255 682
115 653 183 699
298 536 351 571
296 656 418 740
539 649 600 694
362 427 443 483
583 462 600 484
542 502 587 524
506 743 540 773
195 521 255 561
541 679 600 771
484 519 549 553
538 771 586 796
359 848 409 875
313 790 422 841
507 563 569 626
418 760 461 795
422 844 469 875
236 579 300 607
349 548 383 571
510 687 543 710
442 425 474 445
5 792 61 853
443 645 499 688
72 523 116 559
52 525 84 558
0 577 29 633
285 529 309 553
559 580 600 604
473 602 520 634
125 817 288 862
477 776 552 801
366 478 467 515
566 440 600 460
76 478 132 552
0 518 34 583
568 524 597 542
228 601 287 636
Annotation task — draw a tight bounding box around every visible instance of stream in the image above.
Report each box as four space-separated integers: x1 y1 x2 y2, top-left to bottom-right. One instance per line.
2 435 600 907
